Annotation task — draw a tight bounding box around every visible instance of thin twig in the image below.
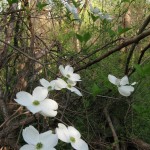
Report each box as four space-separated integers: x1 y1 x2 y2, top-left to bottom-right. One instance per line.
104 108 120 150
0 39 44 66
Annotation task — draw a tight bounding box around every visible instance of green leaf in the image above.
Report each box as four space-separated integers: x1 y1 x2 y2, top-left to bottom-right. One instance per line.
84 100 90 108
7 0 18 5
121 0 130 3
134 64 150 77
72 0 80 7
36 2 48 11
118 26 131 35
107 28 116 37
76 34 83 42
143 64 150 76
91 83 101 96
90 13 99 22
83 32 91 43
134 64 144 77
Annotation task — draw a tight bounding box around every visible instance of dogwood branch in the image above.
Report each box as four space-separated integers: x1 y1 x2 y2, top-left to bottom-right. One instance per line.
75 28 150 72
125 14 150 74
104 108 120 150
0 39 44 66
0 116 35 138
129 43 150 76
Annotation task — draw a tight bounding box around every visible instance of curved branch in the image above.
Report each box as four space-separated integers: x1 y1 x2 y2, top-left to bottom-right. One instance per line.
76 38 123 65
125 14 150 74
128 43 150 76
104 108 120 150
75 29 150 72
138 43 150 64
0 116 35 138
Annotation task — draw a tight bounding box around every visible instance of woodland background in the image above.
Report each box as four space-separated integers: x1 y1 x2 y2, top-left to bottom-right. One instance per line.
0 0 150 149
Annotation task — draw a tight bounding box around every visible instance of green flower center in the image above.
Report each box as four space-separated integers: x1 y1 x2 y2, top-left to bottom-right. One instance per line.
33 100 40 106
68 84 72 88
116 79 121 87
70 137 75 143
48 86 52 91
66 74 70 78
36 142 43 149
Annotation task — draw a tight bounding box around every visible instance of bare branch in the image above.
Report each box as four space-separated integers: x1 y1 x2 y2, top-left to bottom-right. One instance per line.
104 108 120 150
0 39 44 66
75 29 150 72
125 14 150 74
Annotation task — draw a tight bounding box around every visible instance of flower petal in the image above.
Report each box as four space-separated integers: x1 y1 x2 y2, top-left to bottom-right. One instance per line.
70 73 81 81
59 65 66 76
40 131 58 147
67 79 77 86
43 148 56 150
40 78 50 88
65 3 72 12
131 82 137 85
27 105 42 114
68 126 81 140
54 78 67 90
71 139 89 150
41 99 58 110
20 144 35 150
40 110 57 117
69 87 82 96
49 80 57 90
69 73 81 81
55 123 70 143
40 99 58 117
108 74 118 85
65 65 74 74
120 76 129 86
118 86 134 97
22 126 39 145
32 86 48 101
15 91 33 106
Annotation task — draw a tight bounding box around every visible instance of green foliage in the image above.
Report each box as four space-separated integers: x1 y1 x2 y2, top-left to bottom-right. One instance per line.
90 13 99 22
72 0 80 7
121 0 132 3
134 64 150 77
76 32 91 43
117 26 131 35
91 83 101 96
7 0 18 5
36 2 48 11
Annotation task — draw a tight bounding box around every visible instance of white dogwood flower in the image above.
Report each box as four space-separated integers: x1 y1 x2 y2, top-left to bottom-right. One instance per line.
88 0 112 21
56 123 89 150
66 80 82 96
60 0 80 20
100 14 113 21
89 1 102 15
108 74 136 97
40 77 82 96
14 86 58 117
59 65 81 82
40 78 67 91
20 125 58 150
